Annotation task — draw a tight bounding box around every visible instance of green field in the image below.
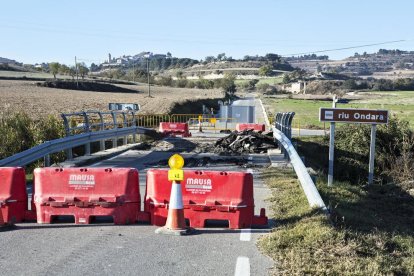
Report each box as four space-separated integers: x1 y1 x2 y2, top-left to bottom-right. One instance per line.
263 91 414 129
235 76 283 85
0 70 71 79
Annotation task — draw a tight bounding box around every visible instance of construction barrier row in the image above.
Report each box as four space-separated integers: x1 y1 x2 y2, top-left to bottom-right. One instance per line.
159 122 191 137
236 123 266 132
1 167 267 229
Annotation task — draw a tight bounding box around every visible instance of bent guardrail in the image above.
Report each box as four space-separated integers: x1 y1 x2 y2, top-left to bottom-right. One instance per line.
272 126 328 212
0 126 152 167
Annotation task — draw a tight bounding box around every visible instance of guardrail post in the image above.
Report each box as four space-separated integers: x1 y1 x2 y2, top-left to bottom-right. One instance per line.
122 112 128 146
283 113 290 159
281 113 288 157
131 112 137 143
287 112 295 140
98 112 105 151
83 112 91 156
111 111 118 148
61 114 73 160
274 113 282 150
44 154 50 167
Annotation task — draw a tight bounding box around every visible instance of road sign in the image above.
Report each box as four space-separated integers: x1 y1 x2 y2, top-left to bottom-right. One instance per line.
109 103 140 111
319 106 389 186
319 108 388 124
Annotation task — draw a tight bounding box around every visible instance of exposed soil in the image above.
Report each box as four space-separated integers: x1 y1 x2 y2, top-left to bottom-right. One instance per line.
0 80 222 118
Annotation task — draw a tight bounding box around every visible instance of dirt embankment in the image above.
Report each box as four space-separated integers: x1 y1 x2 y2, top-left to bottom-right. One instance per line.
0 80 223 118
37 80 139 93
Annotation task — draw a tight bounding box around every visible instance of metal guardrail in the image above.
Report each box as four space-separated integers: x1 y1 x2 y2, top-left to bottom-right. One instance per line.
275 112 295 159
272 126 328 212
61 110 138 160
0 126 152 167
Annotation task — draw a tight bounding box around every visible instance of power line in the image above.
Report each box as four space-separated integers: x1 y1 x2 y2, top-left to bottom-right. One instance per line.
282 40 406 56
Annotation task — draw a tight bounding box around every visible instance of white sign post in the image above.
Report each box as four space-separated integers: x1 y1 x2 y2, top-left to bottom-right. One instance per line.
327 97 337 187
368 124 377 185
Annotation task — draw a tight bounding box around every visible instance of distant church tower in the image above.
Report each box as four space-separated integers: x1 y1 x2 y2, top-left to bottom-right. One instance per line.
108 53 112 63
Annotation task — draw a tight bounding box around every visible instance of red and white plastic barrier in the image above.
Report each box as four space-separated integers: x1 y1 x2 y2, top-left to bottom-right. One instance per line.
159 122 191 137
34 167 141 224
236 123 266 132
144 169 267 229
0 167 28 225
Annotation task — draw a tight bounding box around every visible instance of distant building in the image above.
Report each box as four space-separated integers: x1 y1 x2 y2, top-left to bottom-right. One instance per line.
290 82 306 94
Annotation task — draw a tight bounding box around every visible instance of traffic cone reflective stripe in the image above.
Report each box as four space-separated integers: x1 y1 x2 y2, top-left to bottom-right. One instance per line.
165 181 186 230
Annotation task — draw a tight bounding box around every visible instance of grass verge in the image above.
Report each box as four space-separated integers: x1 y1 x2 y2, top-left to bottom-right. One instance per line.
258 168 414 275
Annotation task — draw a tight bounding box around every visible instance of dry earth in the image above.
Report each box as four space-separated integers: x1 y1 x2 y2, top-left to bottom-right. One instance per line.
0 80 223 118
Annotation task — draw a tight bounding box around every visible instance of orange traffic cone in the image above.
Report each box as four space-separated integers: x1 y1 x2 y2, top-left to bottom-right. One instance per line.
155 180 195 236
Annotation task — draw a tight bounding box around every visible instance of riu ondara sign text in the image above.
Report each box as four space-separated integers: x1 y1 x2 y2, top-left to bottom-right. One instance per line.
319 108 389 124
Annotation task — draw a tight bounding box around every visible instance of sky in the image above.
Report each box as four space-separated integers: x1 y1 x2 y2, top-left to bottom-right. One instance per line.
1 0 414 65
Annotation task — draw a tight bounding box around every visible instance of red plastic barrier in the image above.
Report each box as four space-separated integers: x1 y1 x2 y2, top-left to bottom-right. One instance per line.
159 122 191 137
34 167 140 225
0 167 27 225
236 123 266 132
145 169 267 229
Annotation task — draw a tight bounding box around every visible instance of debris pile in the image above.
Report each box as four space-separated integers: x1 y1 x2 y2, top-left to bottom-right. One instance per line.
214 130 277 154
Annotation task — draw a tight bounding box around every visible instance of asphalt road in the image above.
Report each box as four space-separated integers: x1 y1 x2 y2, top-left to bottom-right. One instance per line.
0 142 274 276
0 96 279 275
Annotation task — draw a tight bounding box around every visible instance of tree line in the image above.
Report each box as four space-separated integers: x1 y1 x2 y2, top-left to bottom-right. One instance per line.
48 62 89 80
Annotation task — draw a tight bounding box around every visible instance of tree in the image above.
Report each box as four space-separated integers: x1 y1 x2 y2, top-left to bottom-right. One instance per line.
69 66 76 80
265 53 281 63
166 52 172 58
205 56 215 63
176 70 184 79
248 79 259 90
259 65 273 76
217 53 226 61
49 62 60 79
341 79 357 90
90 63 99 72
59 64 70 75
78 63 89 79
221 73 236 96
316 64 322 73
282 74 291 84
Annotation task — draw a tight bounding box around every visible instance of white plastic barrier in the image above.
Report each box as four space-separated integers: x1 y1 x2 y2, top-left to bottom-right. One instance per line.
272 127 328 212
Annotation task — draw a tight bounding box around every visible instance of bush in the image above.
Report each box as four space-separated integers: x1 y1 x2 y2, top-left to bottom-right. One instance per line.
248 79 259 90
0 110 65 162
157 76 173 86
332 116 413 185
175 78 188 88
185 80 196 88
256 83 270 92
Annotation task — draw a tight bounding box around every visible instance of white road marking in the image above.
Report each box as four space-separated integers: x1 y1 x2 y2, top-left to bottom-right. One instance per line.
240 229 252 241
234 256 250 276
107 152 127 160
